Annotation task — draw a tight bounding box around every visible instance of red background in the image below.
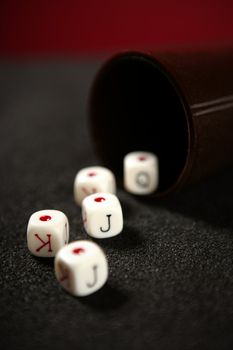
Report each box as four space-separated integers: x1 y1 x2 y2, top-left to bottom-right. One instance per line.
0 0 233 56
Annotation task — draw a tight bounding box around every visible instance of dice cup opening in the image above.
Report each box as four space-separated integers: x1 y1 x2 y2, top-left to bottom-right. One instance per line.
89 52 192 196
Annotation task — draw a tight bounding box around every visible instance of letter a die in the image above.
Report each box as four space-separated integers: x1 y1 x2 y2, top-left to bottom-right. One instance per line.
82 193 123 238
124 151 159 194
27 210 69 257
55 240 108 296
74 166 116 206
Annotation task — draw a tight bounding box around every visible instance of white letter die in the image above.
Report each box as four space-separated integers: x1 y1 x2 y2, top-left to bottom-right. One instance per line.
74 166 116 206
27 209 69 257
55 240 108 296
82 193 123 238
124 151 159 194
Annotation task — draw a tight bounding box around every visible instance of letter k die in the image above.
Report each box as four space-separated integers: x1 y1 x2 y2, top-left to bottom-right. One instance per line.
27 210 69 257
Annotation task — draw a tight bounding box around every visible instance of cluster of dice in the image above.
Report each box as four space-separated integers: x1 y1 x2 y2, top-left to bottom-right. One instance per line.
26 151 158 297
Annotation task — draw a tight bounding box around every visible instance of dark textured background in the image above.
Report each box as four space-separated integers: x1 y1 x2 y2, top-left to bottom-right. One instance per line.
1 62 233 350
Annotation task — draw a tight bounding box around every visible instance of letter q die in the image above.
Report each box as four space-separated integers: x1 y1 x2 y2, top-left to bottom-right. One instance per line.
124 151 159 195
27 210 69 257
55 240 108 296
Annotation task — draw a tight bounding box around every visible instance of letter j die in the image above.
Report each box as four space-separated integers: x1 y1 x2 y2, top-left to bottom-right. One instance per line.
27 210 69 257
82 193 123 238
55 240 108 296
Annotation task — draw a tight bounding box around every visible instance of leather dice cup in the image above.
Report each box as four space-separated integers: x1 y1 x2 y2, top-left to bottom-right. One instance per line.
89 45 233 196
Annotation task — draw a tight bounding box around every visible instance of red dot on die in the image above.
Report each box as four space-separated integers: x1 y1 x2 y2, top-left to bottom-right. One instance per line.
87 172 96 177
138 155 147 161
94 197 106 202
73 247 85 255
40 215 52 221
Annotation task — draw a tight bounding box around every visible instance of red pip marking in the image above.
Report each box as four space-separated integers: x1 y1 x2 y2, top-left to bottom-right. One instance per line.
87 172 96 177
94 197 105 203
35 233 52 252
138 155 147 161
39 215 52 221
73 247 85 255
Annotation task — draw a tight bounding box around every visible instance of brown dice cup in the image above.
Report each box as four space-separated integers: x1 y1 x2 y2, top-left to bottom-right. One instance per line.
89 46 233 196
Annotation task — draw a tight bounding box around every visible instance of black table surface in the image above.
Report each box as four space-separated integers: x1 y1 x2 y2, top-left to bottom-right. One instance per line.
1 61 233 350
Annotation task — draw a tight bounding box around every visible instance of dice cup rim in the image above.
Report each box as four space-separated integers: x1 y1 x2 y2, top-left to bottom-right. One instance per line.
89 50 195 196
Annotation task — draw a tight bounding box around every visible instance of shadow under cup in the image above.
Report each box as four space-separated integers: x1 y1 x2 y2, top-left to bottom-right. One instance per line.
89 47 233 196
